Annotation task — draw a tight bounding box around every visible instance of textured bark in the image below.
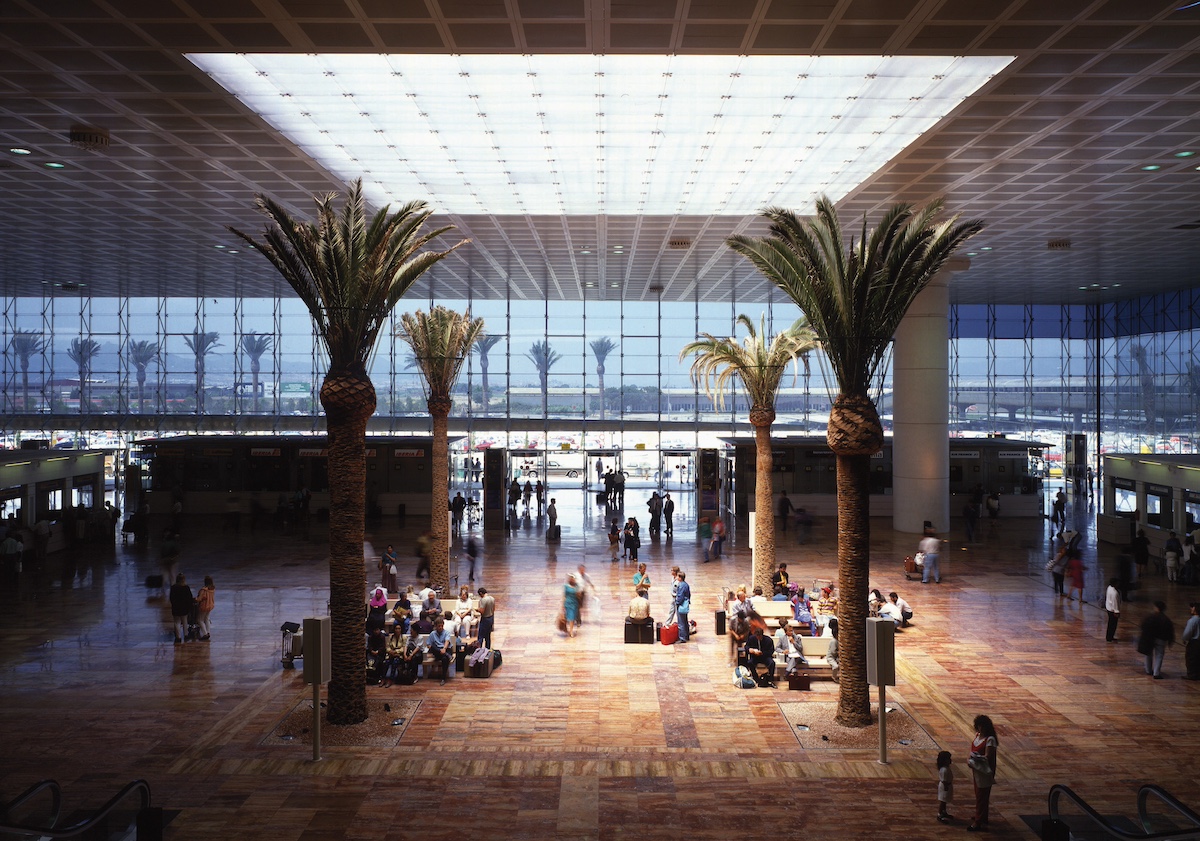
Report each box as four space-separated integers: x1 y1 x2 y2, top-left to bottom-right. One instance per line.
752 412 776 595
428 395 452 592
827 393 884 456
596 365 606 420
320 368 375 726
828 396 882 728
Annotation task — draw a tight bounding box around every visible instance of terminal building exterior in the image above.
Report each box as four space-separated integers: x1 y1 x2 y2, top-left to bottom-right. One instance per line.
2 3 1200 839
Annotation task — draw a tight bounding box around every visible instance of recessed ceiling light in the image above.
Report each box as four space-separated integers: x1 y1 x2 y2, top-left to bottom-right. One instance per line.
214 244 226 249
609 282 619 288
190 53 1013 216
9 147 31 155
580 250 591 254
1174 151 1196 158
44 162 65 169
966 251 978 256
980 246 992 251
1141 164 1162 171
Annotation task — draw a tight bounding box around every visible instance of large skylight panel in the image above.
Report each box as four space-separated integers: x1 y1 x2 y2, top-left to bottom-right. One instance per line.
189 53 1013 216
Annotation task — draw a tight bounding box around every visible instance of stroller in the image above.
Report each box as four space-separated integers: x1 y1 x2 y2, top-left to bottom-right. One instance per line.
903 553 924 581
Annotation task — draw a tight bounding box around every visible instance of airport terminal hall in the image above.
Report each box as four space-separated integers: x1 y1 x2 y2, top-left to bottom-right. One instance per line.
5 1 1200 839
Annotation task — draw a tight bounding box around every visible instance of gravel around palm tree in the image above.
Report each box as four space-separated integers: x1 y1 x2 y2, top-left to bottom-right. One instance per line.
681 314 818 592
230 179 465 725
473 333 502 416
67 337 102 414
397 306 485 591
239 332 274 414
527 340 561 416
9 330 46 412
182 328 221 414
728 196 983 727
590 337 617 420
128 340 159 414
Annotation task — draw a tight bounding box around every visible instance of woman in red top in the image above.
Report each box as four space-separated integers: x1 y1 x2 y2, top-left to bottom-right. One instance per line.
967 714 999 832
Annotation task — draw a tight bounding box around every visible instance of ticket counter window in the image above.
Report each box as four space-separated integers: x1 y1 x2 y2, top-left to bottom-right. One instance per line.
1146 490 1172 530
1113 487 1137 513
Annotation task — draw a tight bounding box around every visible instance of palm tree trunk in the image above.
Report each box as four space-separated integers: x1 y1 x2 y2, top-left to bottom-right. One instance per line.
320 368 374 726
252 361 261 414
137 372 145 414
597 368 606 420
753 420 776 593
21 368 29 412
480 360 489 417
430 402 451 590
834 451 872 727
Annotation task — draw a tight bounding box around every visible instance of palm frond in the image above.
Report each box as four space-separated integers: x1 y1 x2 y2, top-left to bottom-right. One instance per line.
679 313 819 412
728 195 982 396
396 306 485 400
229 179 467 373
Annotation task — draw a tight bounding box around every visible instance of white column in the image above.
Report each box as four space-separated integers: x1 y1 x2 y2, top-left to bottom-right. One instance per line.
891 260 967 535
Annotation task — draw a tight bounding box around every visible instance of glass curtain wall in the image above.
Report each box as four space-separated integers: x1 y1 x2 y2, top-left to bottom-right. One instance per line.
6 286 1200 467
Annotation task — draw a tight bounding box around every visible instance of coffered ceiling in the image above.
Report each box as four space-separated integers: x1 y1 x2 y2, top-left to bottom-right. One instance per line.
1 0 1198 305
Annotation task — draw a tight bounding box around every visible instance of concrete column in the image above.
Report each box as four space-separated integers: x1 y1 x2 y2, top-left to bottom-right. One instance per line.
891 259 967 535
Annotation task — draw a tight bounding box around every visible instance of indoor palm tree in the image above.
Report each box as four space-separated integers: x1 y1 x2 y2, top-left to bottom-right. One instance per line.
590 337 617 420
182 328 221 414
397 306 485 590
473 333 501 416
527 340 561 416
66 337 101 414
230 179 464 725
9 330 46 412
128 340 159 414
728 196 982 727
239 332 274 414
681 314 818 592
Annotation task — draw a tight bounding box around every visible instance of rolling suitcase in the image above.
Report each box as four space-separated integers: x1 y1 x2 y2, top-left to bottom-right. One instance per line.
660 622 679 645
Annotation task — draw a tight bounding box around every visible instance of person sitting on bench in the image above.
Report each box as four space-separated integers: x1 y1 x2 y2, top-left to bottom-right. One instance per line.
782 624 809 676
426 618 454 684
745 626 776 685
627 588 652 624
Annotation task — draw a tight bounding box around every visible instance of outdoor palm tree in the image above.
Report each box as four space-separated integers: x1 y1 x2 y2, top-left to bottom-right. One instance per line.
397 306 484 591
681 314 818 592
473 333 501 416
128 340 159 414
9 330 46 412
66 338 101 414
590 337 617 420
182 328 221 414
728 196 982 727
230 179 464 725
239 332 274 414
526 340 561 416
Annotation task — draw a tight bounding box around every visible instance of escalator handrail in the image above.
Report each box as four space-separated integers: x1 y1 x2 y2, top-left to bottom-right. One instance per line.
0 779 150 839
1138 784 1200 836
0 781 62 829
1049 784 1200 840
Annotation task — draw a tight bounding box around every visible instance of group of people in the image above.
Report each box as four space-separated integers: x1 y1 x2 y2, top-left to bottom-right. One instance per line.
621 563 693 643
366 581 497 686
167 572 216 644
936 714 1000 832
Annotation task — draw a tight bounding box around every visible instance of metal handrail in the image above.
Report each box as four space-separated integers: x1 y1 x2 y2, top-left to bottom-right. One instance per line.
0 780 62 829
1138 785 1200 836
1049 784 1200 840
0 779 150 839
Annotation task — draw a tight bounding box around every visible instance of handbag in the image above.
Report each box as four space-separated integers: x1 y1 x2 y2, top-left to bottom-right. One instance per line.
679 598 690 614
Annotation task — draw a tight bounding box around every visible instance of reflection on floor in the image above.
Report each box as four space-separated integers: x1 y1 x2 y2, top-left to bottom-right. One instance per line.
2 486 1198 840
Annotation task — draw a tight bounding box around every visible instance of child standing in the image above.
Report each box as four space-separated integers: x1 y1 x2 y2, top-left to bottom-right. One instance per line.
937 750 954 823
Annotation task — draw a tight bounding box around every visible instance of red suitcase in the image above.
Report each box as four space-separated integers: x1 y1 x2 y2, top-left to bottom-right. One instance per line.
660 622 679 645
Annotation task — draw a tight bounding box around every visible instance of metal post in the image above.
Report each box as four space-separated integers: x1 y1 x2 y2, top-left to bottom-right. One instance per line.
878 684 888 765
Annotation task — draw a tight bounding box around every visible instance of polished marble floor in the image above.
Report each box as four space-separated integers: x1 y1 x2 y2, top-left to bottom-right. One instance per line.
1 485 1197 840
